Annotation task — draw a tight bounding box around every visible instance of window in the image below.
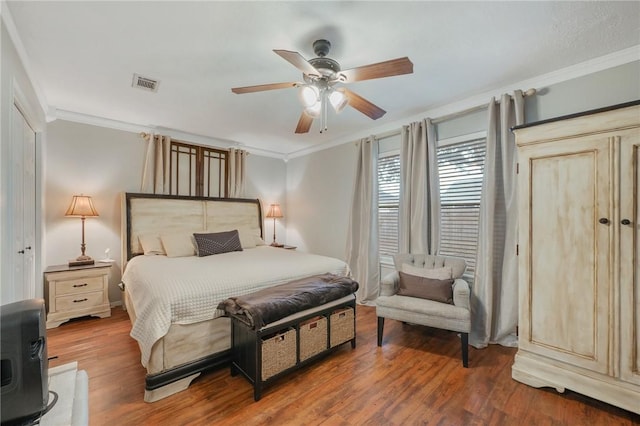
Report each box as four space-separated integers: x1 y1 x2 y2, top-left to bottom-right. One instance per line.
376 133 486 279
378 152 400 263
437 136 486 279
170 141 228 197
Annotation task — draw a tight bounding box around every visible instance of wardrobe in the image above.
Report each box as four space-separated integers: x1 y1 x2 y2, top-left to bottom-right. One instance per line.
512 101 639 414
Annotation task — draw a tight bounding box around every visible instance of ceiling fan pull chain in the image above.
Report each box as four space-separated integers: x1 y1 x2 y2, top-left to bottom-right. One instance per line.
321 90 328 133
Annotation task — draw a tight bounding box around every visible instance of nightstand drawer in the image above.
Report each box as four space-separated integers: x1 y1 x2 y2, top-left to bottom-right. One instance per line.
56 291 105 312
56 276 104 295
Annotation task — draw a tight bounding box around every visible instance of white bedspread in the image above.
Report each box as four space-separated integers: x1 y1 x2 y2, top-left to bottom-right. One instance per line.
122 246 350 366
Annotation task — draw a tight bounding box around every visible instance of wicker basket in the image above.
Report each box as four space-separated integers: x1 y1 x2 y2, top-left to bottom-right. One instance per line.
261 328 296 381
299 316 328 361
330 307 354 347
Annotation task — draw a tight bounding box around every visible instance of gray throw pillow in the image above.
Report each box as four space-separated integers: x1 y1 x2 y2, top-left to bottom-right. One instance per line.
193 230 243 257
397 271 454 304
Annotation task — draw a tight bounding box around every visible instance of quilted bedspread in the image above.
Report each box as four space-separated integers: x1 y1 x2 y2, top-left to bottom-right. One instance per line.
122 246 350 367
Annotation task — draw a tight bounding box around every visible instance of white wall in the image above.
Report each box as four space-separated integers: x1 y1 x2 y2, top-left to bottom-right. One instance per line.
245 154 287 244
44 121 144 305
286 142 356 260
43 120 287 304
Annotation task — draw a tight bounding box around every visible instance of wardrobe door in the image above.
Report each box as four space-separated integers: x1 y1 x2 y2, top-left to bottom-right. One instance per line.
619 128 640 385
518 133 612 374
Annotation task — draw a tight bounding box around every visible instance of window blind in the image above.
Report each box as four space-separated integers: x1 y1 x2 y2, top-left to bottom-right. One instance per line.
437 138 486 278
378 154 400 258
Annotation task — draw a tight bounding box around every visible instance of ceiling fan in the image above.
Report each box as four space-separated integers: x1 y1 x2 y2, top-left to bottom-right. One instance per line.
231 39 414 134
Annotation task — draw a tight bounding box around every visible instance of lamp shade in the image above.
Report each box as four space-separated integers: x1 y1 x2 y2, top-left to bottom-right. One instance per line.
65 195 99 218
298 85 320 108
304 103 321 118
329 88 348 113
265 204 283 219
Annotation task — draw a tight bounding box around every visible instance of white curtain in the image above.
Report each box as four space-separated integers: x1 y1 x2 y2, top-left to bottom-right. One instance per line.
399 118 441 254
228 148 247 198
345 137 380 305
141 134 171 194
471 90 525 348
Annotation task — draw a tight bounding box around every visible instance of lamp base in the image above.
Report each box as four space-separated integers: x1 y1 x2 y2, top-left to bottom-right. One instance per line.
69 255 94 267
270 242 284 248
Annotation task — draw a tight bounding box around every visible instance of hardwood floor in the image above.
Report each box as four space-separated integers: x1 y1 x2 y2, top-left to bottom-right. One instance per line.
46 306 640 426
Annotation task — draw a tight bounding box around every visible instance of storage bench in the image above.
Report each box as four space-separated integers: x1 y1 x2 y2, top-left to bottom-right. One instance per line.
230 294 356 401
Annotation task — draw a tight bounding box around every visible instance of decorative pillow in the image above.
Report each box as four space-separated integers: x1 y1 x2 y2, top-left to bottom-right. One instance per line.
138 233 165 256
193 230 243 257
398 271 454 304
160 232 197 257
401 263 453 280
207 228 259 249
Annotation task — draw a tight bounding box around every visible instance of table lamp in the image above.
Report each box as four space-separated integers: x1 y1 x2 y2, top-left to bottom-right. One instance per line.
65 195 99 266
265 203 283 247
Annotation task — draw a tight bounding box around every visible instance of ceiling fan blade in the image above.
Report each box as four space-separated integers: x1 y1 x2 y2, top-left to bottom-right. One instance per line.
231 82 298 94
339 57 413 83
295 112 314 134
273 49 321 77
343 88 386 120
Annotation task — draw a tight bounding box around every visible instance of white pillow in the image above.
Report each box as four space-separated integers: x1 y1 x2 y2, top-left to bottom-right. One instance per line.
237 229 257 249
401 263 453 280
138 234 165 256
160 232 197 257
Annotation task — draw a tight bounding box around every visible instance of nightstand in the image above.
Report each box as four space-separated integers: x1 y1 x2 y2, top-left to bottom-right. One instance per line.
44 263 112 329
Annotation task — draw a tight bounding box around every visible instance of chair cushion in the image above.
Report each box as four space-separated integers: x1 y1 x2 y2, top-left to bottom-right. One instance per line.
398 271 454 304
393 254 466 278
400 263 452 280
376 294 471 333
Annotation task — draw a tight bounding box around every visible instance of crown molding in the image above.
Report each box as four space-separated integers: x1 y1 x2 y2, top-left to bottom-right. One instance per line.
54 109 285 159
285 45 640 159
1 2 52 122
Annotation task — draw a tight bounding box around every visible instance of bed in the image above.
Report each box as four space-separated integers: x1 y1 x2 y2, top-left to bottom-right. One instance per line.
120 193 351 402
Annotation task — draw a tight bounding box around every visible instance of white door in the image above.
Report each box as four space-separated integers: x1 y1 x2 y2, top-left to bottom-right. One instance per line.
11 103 37 300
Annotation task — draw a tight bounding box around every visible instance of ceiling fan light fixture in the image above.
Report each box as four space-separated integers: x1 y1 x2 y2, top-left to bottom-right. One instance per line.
298 85 320 108
329 88 348 113
304 102 321 118
231 39 413 134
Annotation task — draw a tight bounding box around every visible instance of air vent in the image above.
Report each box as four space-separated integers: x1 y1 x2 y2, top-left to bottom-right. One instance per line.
132 74 159 92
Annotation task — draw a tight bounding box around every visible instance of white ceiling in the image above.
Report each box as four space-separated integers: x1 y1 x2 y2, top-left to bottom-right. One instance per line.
6 1 640 156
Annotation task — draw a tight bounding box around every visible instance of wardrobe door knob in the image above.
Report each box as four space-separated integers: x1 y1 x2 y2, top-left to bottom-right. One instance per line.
599 218 609 224
621 219 631 225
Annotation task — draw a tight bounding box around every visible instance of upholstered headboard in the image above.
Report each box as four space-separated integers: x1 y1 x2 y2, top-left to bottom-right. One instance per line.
121 192 263 266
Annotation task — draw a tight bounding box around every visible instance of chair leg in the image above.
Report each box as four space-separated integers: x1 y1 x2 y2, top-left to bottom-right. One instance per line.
377 317 384 346
461 332 469 368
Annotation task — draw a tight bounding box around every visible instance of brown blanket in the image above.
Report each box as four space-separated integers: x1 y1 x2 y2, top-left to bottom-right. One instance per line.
218 273 358 329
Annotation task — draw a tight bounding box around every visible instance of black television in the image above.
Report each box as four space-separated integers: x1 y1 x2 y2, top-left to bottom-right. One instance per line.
1 299 49 425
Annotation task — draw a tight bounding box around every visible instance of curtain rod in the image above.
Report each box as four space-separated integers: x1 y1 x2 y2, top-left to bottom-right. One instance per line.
372 88 537 141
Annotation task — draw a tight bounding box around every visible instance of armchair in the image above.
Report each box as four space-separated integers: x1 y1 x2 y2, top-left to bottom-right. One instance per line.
376 254 471 367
